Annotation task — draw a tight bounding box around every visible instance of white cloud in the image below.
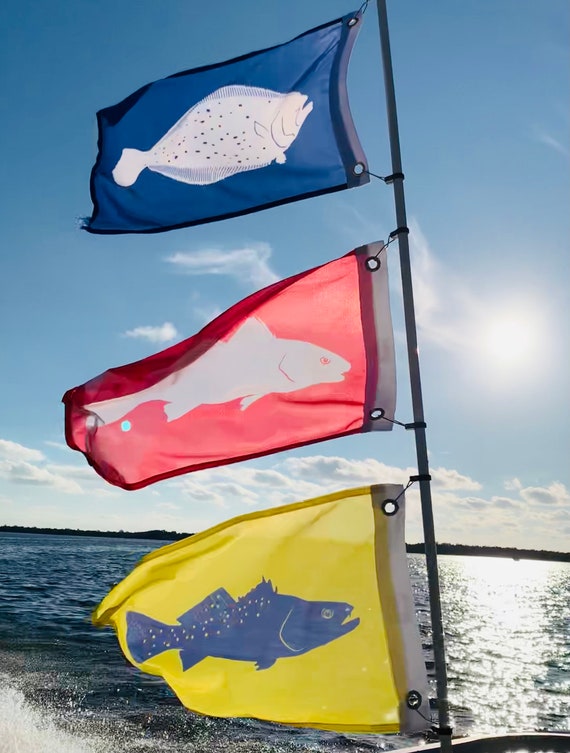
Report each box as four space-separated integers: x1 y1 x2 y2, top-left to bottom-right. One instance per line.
1 433 567 552
0 460 83 494
407 221 479 352
156 501 181 511
123 322 179 343
43 440 69 451
175 479 228 508
187 457 570 552
519 481 569 507
430 467 481 491
281 455 406 485
0 438 96 496
209 482 259 506
192 304 224 326
534 128 570 158
166 244 280 290
0 439 44 463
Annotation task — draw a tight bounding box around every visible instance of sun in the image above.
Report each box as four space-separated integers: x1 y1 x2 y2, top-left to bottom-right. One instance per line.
474 304 545 379
483 315 535 365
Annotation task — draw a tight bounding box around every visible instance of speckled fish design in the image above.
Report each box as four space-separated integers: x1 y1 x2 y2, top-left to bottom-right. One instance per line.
126 578 359 671
112 85 314 187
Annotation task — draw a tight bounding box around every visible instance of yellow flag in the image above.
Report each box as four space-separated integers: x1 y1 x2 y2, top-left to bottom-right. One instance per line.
93 484 429 734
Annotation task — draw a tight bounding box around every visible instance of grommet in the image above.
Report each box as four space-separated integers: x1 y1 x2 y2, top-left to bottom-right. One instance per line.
406 690 423 709
365 256 381 271
353 161 365 175
369 408 385 420
382 499 399 516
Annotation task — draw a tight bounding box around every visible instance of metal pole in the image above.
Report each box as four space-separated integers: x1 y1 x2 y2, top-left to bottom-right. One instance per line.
374 1 453 750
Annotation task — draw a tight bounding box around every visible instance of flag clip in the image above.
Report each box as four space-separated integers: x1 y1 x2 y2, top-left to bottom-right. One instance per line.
405 421 427 430
389 226 410 238
433 726 453 737
409 474 431 483
384 172 404 184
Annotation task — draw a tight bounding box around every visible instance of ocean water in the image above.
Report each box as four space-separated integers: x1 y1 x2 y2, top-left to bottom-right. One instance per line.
0 533 568 753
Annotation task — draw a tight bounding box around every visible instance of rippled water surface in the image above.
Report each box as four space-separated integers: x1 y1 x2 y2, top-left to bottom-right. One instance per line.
0 533 568 753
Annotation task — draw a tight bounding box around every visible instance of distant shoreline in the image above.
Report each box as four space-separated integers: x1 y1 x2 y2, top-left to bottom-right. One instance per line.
1 524 569 562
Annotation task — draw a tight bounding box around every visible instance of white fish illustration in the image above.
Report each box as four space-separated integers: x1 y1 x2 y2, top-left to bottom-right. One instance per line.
84 318 350 427
112 85 314 187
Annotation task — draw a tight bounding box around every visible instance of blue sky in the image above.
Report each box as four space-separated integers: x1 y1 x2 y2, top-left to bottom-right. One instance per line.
0 0 568 551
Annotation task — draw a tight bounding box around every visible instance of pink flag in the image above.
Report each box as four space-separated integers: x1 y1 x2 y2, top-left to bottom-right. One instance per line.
63 243 395 489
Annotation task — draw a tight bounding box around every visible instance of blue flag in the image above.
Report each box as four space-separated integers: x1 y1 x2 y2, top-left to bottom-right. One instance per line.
85 12 368 234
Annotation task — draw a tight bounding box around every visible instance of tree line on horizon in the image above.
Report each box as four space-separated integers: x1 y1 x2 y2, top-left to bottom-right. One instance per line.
1 524 569 562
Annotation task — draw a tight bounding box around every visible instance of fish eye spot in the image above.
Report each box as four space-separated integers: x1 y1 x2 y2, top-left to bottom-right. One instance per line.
320 357 331 365
321 608 334 619
120 420 131 432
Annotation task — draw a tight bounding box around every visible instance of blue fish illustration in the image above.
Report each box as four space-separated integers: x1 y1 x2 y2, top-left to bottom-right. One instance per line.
126 578 359 671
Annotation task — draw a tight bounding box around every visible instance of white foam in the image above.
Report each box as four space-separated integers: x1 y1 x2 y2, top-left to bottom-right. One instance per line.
0 683 104 753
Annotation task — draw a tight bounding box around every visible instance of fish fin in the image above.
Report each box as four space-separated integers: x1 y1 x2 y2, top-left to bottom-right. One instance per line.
180 647 207 672
83 396 138 426
231 316 275 344
126 611 172 663
202 85 283 102
255 657 276 671
275 154 286 164
240 394 261 410
148 163 258 186
163 400 195 422
112 148 149 187
254 121 269 139
178 588 236 628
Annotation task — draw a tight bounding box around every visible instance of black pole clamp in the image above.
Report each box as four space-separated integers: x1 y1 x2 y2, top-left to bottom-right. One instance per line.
432 726 453 737
409 474 431 483
389 226 410 239
384 172 404 184
404 421 427 430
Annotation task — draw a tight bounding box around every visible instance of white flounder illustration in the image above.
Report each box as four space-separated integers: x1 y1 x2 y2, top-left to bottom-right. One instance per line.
84 318 350 426
112 85 314 187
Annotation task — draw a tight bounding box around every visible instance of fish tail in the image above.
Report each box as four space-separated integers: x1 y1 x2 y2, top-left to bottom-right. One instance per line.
112 147 148 187
83 394 140 426
126 611 177 663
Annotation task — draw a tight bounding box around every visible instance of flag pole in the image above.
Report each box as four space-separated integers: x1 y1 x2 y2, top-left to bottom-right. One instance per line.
374 1 453 750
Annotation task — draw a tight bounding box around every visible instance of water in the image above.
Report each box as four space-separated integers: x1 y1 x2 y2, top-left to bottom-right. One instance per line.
0 533 568 753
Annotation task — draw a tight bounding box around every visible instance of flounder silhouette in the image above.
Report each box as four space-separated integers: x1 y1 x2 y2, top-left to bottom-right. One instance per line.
84 317 350 426
126 578 360 671
112 85 314 187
